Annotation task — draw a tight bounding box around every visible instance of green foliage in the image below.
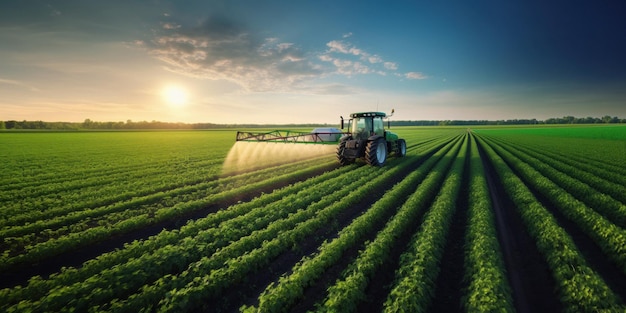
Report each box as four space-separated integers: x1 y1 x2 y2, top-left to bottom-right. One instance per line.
248 135 463 313
382 135 467 312
476 134 624 312
462 134 514 312
319 135 465 312
1 127 624 312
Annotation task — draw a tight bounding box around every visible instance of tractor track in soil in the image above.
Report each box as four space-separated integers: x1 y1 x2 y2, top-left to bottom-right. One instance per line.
476 139 562 313
215 144 448 313
0 162 339 290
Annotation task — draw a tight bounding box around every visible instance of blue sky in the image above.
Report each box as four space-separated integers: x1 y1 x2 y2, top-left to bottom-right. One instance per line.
1 0 625 124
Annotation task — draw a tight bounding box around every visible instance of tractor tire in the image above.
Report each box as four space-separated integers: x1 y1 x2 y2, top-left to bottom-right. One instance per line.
336 140 355 165
366 138 387 166
396 139 407 157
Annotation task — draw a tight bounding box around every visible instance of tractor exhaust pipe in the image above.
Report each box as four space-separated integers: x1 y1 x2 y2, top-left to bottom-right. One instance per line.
340 116 344 129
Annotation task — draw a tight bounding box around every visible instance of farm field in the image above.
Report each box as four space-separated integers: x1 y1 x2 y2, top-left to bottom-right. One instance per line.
1 125 625 312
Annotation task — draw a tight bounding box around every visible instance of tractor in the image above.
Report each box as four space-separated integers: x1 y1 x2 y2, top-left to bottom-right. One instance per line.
337 111 406 166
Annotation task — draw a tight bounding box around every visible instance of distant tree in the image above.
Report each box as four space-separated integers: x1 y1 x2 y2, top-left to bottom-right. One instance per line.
0 120 5 130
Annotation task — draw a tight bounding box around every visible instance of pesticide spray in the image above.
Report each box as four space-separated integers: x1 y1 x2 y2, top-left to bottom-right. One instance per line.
221 141 336 175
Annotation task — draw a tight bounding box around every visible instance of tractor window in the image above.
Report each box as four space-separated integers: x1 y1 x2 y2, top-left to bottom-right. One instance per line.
373 117 384 136
352 118 369 140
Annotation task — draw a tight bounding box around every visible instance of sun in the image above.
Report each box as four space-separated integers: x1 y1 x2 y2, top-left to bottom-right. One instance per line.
162 85 188 107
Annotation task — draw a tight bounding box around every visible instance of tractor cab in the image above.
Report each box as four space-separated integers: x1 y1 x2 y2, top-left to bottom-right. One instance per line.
337 111 406 166
349 112 386 140
342 112 386 140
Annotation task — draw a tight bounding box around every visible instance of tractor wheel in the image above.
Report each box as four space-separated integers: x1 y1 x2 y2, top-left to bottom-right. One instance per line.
366 138 387 166
396 139 407 157
336 140 355 165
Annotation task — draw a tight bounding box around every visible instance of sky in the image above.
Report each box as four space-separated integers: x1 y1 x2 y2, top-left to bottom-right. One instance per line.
1 0 625 124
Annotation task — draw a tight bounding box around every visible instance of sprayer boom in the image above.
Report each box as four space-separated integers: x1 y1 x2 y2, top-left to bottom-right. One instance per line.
236 129 343 144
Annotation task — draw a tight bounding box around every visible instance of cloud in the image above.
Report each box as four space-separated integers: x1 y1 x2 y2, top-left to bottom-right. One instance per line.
384 62 398 70
404 72 428 80
0 78 40 91
143 15 426 92
326 40 352 55
320 38 420 79
295 83 358 95
161 22 180 30
144 15 322 92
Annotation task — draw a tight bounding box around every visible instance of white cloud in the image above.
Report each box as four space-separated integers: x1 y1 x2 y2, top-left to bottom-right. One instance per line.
321 38 425 80
368 55 383 64
145 17 323 92
405 72 428 79
144 17 427 92
326 40 351 54
162 22 181 30
384 62 398 70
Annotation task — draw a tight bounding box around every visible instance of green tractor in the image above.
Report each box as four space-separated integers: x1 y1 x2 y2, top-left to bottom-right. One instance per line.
337 111 406 166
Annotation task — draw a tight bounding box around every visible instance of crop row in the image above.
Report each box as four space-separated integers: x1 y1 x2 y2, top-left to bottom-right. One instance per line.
0 155 333 239
0 157 337 271
248 134 463 313
128 136 460 313
461 134 514 312
0 156 227 223
1 132 463 312
477 135 626 274
475 134 624 312
6 160 377 312
382 134 467 312
478 130 626 182
0 161 358 308
0 133 228 204
15 127 624 312
324 134 466 313
484 135 626 215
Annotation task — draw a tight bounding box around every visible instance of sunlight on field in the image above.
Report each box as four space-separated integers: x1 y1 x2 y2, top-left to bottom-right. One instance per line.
221 141 336 175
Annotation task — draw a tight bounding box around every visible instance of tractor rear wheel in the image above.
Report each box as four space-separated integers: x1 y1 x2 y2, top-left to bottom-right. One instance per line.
336 140 355 165
366 138 387 166
396 139 407 157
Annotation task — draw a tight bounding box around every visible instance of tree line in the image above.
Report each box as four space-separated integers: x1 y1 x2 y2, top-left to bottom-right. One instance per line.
394 115 625 126
0 115 623 130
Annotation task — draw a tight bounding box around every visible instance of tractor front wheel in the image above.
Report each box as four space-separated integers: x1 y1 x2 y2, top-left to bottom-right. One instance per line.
366 138 387 166
336 140 355 165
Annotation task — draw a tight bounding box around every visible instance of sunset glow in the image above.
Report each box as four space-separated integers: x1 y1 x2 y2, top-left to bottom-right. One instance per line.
1 1 624 124
162 85 188 108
